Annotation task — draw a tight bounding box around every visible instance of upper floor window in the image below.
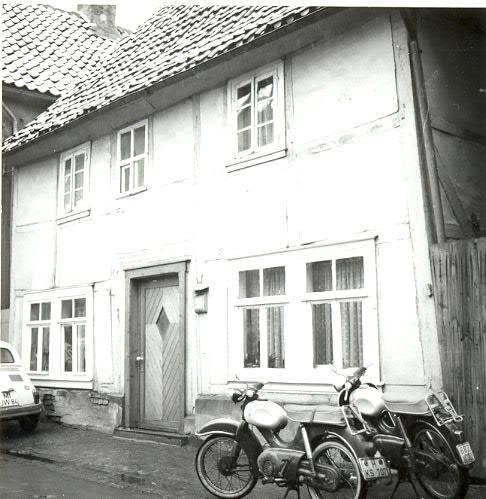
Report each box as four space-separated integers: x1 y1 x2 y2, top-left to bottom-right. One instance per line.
117 120 147 195
59 143 90 216
228 61 285 169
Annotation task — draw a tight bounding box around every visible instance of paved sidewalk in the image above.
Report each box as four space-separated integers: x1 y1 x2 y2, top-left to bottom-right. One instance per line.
0 422 484 498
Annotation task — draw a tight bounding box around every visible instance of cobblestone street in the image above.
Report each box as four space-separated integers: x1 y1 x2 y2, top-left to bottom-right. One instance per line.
0 422 484 498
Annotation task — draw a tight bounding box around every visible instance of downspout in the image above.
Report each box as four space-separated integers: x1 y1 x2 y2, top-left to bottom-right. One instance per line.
402 9 446 244
2 103 18 134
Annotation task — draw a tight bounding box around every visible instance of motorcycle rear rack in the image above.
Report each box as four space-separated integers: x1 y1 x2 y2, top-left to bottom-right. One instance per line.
425 391 463 427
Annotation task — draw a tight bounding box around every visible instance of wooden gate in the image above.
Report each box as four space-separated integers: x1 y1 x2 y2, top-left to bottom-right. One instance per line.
430 238 486 477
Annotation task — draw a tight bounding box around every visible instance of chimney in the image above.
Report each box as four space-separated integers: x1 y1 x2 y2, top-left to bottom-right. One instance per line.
77 4 122 40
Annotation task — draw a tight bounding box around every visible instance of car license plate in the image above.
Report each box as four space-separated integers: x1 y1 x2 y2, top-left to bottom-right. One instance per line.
1 391 19 408
456 442 475 465
358 457 390 480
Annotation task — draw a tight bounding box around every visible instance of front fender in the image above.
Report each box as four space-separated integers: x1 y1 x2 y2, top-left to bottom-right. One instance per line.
195 418 240 438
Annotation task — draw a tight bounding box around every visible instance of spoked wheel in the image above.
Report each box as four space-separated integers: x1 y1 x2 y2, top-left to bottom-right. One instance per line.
412 425 468 499
195 435 257 498
310 440 367 499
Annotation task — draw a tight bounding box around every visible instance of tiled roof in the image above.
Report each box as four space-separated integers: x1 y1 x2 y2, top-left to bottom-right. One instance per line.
3 5 322 153
2 3 117 97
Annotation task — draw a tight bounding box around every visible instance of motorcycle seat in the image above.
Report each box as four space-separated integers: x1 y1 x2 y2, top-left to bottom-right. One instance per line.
284 404 346 427
383 399 430 415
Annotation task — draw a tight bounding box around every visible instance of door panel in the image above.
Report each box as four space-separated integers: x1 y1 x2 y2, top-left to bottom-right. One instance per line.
139 276 183 431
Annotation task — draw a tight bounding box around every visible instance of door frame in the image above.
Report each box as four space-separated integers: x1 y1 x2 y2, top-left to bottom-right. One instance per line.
124 261 187 431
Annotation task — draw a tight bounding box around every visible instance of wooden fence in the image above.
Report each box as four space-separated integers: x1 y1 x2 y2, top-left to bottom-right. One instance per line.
430 238 486 477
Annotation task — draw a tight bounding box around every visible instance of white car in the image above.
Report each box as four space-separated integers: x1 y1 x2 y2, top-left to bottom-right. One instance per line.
0 340 42 431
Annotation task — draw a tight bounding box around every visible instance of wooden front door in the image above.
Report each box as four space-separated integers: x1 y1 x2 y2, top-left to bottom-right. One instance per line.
137 275 184 431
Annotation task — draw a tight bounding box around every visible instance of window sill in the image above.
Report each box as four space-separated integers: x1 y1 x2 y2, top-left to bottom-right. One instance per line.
116 185 147 200
28 376 93 390
57 209 90 225
226 148 286 172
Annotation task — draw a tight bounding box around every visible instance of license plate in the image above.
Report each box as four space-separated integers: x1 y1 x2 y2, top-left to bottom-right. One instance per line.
456 442 475 465
1 391 19 408
358 457 390 480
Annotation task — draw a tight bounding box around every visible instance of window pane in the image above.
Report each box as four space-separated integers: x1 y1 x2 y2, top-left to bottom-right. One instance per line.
237 83 251 109
133 126 146 156
64 325 73 372
74 189 83 206
121 165 131 192
257 99 273 125
237 130 251 152
336 257 364 290
42 327 50 371
74 171 84 189
77 324 86 373
61 299 73 319
74 298 86 318
120 131 131 160
267 306 284 368
74 153 85 172
257 123 274 147
313 303 333 365
41 302 51 320
64 158 72 177
63 174 71 195
243 308 260 368
135 158 145 187
307 261 332 292
340 301 363 368
257 76 273 101
263 266 285 296
237 107 251 131
30 303 40 321
64 193 71 212
30 327 38 371
239 269 260 298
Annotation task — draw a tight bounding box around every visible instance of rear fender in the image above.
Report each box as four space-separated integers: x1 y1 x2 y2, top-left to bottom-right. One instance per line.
309 425 375 462
410 418 471 468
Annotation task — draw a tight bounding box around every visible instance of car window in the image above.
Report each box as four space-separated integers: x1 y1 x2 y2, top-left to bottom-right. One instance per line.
0 347 15 363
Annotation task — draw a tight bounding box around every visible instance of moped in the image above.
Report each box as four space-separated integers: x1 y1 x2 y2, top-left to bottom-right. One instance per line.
195 381 391 498
332 366 475 499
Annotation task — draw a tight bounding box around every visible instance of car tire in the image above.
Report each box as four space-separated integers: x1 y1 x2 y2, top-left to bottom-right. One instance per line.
19 414 40 432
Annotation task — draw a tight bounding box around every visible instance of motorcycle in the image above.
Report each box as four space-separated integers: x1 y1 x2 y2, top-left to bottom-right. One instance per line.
195 380 391 499
332 366 475 499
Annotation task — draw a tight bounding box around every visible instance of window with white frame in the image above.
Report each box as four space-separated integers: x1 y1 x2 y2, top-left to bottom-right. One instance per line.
239 266 286 369
228 61 285 164
231 240 379 382
306 256 366 368
59 143 90 215
22 287 93 387
117 120 147 194
60 297 87 374
27 301 51 372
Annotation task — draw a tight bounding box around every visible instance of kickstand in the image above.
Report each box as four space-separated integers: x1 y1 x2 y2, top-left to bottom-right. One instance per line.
281 485 300 499
390 475 425 499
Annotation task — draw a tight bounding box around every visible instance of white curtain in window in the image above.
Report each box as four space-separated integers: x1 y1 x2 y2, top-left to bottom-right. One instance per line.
312 303 333 365
336 257 364 290
340 301 363 368
267 306 284 368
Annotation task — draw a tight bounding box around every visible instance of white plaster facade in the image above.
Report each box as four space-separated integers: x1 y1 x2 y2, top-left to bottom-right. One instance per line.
6 11 448 431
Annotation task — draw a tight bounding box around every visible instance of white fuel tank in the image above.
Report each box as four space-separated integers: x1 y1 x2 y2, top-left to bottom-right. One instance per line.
349 385 386 417
244 400 288 430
